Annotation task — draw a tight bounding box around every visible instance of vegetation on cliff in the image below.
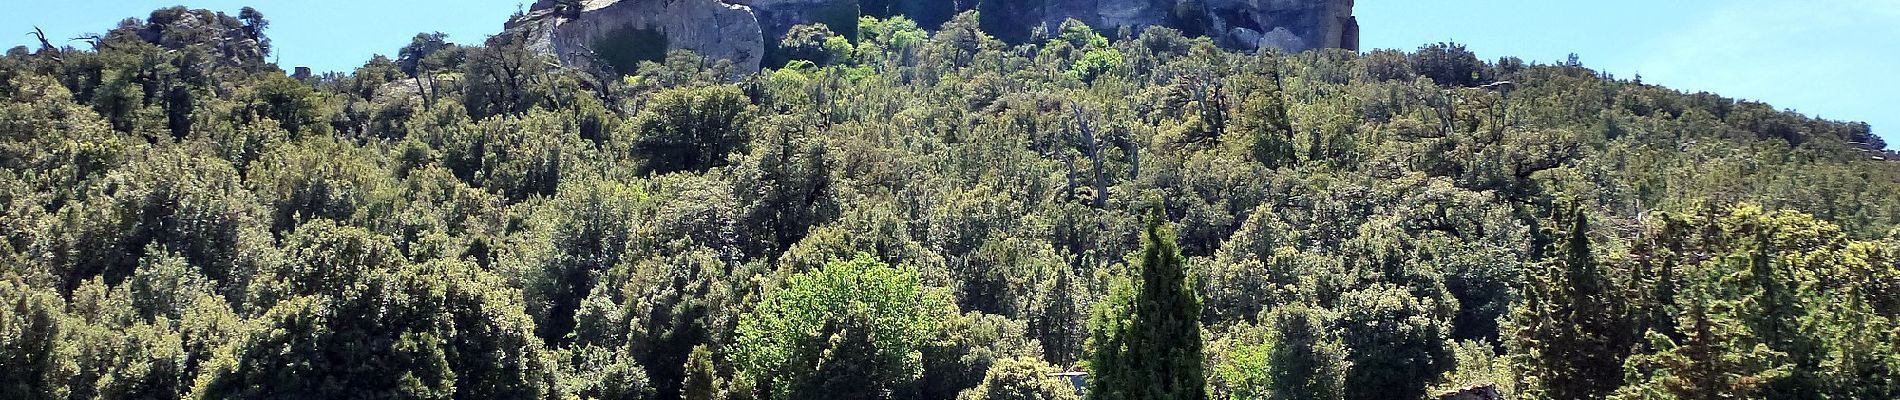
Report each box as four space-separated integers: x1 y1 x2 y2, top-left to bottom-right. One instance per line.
1 6 1897 400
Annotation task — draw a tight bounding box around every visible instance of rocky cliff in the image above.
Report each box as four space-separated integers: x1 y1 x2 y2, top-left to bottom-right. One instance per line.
505 0 768 73
503 0 1355 73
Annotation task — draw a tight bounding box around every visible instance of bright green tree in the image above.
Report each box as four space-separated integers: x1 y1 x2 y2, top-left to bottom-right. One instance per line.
733 254 950 400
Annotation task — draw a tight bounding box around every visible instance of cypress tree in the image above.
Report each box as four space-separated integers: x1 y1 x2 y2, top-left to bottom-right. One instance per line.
1088 210 1205 400
1508 203 1635 399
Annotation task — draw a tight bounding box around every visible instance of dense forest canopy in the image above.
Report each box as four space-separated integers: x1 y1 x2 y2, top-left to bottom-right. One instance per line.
2 5 1898 400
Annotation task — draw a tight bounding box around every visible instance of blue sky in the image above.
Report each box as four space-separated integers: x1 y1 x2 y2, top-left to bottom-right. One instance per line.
1358 0 1899 145
5 1 1896 143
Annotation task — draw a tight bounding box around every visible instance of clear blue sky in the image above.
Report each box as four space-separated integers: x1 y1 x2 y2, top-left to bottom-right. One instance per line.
4 1 1896 143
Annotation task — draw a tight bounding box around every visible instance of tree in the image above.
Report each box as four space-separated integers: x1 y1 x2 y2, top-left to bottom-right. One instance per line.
1209 305 1347 400
398 32 453 77
628 84 754 175
1266 305 1349 400
196 259 556 399
397 32 455 108
1412 42 1482 87
1232 73 1297 168
0 281 70 399
1336 285 1453 400
237 7 271 57
778 24 852 66
1507 203 1635 400
923 312 1044 400
733 254 951 400
238 73 326 136
682 345 723 400
956 357 1079 400
1088 211 1205 400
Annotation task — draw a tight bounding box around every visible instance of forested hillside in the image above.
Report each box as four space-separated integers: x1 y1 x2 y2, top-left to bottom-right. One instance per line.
3 6 1898 400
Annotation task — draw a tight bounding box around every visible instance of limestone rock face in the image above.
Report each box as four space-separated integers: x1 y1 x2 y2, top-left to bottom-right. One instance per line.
729 0 860 55
507 0 766 73
1034 0 1357 52
1203 0 1358 51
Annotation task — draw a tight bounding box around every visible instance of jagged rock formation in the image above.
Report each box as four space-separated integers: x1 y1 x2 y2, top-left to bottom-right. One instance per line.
503 0 1355 73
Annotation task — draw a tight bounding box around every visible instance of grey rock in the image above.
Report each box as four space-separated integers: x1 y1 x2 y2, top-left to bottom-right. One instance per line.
1014 0 1355 52
502 0 1355 75
730 0 859 56
508 0 766 73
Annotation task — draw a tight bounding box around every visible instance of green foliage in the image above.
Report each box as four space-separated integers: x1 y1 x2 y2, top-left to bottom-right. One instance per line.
1088 213 1205 400
734 254 951 400
923 311 1046 399
0 280 68 399
1412 42 1483 87
628 84 754 175
1336 285 1453 400
198 257 555 399
780 24 854 66
683 345 724 400
1507 203 1638 399
398 32 454 77
1611 206 1900 399
1 7 1898 400
956 357 1079 400
1208 305 1347 400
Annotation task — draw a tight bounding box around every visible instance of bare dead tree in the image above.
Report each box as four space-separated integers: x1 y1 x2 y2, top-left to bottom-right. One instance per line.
70 33 103 50
1073 104 1107 209
27 27 62 63
29 27 57 52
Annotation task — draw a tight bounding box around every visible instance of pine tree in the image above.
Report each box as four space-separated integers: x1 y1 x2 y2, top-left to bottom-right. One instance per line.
1088 210 1205 400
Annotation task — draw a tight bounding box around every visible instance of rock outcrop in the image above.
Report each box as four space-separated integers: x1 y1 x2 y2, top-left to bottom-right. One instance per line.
503 0 1356 74
507 0 767 73
731 0 861 63
1028 0 1357 52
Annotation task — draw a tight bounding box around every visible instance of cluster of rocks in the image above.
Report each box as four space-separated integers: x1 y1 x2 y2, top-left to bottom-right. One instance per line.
502 0 1356 73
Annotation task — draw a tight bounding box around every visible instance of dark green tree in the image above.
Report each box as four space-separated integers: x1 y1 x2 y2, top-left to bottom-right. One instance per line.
682 345 722 400
1088 211 1205 400
1507 204 1635 400
1412 42 1483 87
778 24 851 66
628 84 754 175
1336 285 1452 400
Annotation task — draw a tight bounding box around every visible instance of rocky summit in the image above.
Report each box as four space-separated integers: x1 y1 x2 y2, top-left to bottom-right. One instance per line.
505 0 1356 73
